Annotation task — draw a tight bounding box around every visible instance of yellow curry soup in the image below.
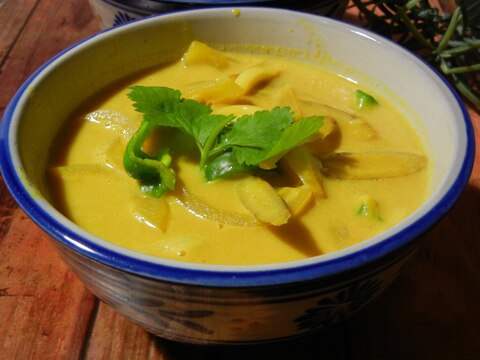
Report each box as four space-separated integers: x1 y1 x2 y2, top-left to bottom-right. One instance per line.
47 41 430 265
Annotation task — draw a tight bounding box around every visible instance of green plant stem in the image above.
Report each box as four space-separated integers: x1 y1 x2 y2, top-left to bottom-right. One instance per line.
436 8 462 54
199 116 232 169
439 40 480 57
441 62 480 74
396 5 435 50
405 0 420 11
351 0 480 107
440 58 480 106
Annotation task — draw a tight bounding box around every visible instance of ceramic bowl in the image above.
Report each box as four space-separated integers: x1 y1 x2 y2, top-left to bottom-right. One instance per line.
88 0 348 28
0 8 474 344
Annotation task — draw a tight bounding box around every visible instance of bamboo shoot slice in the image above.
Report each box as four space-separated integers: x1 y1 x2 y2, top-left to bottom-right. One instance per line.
50 164 170 231
276 85 303 119
298 99 377 141
277 186 314 216
177 188 259 227
183 41 229 68
298 99 355 119
214 105 265 117
235 66 278 94
280 146 326 198
306 117 340 155
103 138 126 171
321 152 428 179
85 110 137 139
347 118 378 141
186 78 244 103
130 193 170 232
48 164 136 224
237 176 290 226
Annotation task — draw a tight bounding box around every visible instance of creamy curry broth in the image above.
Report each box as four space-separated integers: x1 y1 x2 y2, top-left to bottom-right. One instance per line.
47 42 430 265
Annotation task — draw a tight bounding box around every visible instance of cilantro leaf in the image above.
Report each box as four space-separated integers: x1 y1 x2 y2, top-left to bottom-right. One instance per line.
203 151 257 181
216 108 323 166
123 86 324 197
192 113 230 146
128 86 230 147
260 115 324 163
219 107 292 150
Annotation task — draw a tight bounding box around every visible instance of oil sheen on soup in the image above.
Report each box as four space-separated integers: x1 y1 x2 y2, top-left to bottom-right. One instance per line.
47 41 430 265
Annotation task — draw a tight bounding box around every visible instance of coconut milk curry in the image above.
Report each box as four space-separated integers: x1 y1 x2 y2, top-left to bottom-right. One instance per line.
47 42 429 265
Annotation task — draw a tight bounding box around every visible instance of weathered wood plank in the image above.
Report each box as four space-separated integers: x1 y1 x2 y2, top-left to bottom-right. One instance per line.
0 180 17 244
0 0 39 65
0 0 100 358
0 0 99 114
0 209 97 359
84 302 163 360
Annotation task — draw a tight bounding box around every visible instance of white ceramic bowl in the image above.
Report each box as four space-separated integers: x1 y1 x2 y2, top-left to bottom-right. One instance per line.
0 8 474 344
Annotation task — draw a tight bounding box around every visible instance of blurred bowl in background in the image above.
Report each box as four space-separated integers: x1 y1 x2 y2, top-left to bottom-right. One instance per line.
88 0 349 28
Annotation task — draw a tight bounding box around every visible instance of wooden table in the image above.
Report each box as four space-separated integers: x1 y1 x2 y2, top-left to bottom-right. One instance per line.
1 1 479 358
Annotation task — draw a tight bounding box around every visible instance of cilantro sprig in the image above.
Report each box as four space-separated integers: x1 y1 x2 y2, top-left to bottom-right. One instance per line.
123 86 324 197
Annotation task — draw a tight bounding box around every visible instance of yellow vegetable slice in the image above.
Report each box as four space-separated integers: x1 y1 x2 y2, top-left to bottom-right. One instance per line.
237 176 290 226
186 78 244 103
347 118 378 141
213 104 265 117
183 41 229 68
48 164 136 224
306 117 340 155
235 66 278 94
280 146 326 198
103 138 126 171
298 99 355 119
276 85 303 119
298 99 377 138
50 164 170 231
130 193 170 232
177 187 259 227
321 152 428 179
277 186 314 216
85 109 137 139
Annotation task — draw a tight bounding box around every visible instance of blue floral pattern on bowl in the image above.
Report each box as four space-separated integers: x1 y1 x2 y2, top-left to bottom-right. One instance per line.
53 239 411 344
130 297 215 335
295 278 383 330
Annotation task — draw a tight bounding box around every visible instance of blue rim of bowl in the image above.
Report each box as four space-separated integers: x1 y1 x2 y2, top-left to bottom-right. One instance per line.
0 8 475 288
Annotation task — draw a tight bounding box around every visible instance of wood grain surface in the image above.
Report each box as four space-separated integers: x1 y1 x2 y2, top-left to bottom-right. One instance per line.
0 1 479 359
